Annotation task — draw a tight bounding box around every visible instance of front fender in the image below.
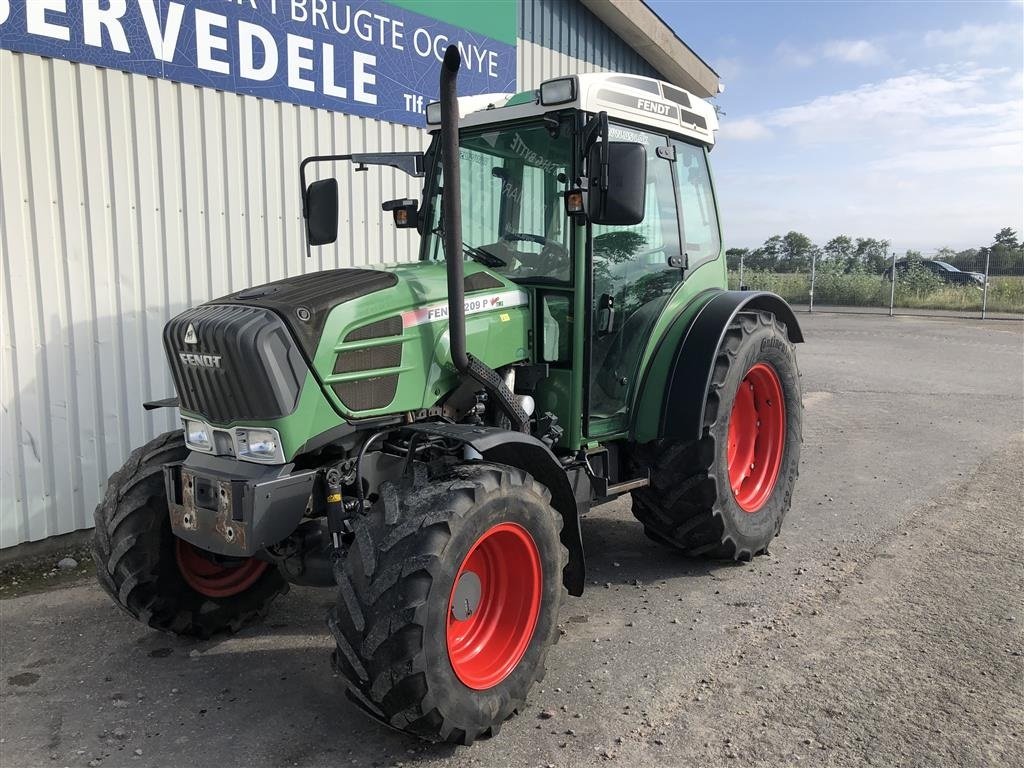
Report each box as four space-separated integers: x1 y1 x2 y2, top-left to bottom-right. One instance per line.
631 290 803 444
402 423 586 596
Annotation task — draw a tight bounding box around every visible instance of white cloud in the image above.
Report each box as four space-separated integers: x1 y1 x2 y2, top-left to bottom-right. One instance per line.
822 39 886 65
776 41 814 68
762 66 1019 145
719 117 772 142
713 64 1024 250
777 37 888 68
924 22 1022 57
714 56 743 83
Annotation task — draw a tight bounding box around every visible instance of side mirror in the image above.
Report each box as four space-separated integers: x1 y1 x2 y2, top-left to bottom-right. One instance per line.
588 142 646 226
382 198 419 229
305 178 339 246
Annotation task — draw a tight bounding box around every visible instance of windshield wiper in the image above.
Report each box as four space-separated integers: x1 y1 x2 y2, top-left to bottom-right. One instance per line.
463 243 506 268
432 225 506 268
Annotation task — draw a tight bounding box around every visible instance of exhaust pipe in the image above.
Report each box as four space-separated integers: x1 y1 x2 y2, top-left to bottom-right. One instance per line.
435 45 528 431
439 45 469 373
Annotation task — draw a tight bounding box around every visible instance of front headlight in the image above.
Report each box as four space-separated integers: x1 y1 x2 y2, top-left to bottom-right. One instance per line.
184 419 212 452
235 428 282 463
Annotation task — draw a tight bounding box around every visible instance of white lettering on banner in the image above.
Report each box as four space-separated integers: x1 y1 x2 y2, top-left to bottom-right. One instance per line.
26 0 70 42
321 43 347 98
0 0 516 129
239 20 278 81
287 33 315 91
83 0 129 53
353 51 376 105
412 27 432 58
139 0 184 62
195 9 230 74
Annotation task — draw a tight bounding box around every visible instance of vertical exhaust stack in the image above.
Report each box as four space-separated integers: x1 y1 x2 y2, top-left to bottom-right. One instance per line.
436 45 528 431
439 45 469 373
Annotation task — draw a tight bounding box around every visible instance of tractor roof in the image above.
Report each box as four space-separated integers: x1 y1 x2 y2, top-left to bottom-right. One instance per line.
429 73 719 148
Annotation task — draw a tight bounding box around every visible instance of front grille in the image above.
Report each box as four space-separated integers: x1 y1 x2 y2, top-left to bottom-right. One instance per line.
345 317 402 342
164 305 305 423
332 375 399 411
333 344 402 374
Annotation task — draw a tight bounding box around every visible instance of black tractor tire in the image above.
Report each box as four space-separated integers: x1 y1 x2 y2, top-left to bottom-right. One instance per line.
328 463 567 745
92 430 288 638
630 310 802 560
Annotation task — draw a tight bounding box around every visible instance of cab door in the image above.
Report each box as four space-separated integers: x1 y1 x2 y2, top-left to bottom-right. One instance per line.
587 126 682 437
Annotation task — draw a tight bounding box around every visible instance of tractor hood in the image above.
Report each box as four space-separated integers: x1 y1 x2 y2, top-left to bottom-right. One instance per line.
214 268 399 360
163 261 531 435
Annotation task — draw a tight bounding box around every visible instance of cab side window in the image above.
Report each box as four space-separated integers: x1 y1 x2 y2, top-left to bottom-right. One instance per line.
672 141 721 270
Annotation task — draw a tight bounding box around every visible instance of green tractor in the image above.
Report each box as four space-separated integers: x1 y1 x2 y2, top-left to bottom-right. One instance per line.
93 47 803 743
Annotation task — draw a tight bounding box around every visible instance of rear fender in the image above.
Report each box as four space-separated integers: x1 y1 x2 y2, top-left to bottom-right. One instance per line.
402 423 586 596
631 291 803 444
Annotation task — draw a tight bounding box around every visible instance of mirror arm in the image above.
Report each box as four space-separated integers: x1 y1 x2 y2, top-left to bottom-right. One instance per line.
299 151 426 256
580 111 609 180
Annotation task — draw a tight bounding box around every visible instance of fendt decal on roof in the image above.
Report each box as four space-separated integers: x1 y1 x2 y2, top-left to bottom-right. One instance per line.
402 290 528 328
596 89 680 121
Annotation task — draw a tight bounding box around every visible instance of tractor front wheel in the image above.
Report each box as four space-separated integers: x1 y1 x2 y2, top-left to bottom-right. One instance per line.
630 310 802 559
328 463 566 744
92 430 288 638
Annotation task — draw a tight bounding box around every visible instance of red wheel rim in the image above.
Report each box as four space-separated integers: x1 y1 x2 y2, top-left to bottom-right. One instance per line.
446 523 543 690
727 362 786 513
175 540 268 599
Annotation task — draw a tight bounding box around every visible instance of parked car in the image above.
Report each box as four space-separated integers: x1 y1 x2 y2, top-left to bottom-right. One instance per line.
884 258 985 286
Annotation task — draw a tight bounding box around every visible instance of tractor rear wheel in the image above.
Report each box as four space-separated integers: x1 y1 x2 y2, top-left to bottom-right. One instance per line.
328 463 566 744
92 430 287 638
630 311 802 559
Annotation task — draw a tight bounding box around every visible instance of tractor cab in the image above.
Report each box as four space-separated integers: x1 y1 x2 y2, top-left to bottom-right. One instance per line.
303 71 724 447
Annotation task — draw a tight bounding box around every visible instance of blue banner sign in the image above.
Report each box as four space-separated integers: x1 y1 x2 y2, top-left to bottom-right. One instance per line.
0 1 517 127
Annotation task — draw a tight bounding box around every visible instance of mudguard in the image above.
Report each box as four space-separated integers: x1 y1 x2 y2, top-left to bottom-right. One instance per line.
631 290 803 444
402 423 586 596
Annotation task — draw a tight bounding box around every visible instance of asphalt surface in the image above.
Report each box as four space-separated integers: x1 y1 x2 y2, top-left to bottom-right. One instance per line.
2 312 1023 768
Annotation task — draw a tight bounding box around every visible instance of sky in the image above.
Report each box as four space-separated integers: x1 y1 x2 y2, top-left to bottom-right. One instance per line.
648 0 1024 254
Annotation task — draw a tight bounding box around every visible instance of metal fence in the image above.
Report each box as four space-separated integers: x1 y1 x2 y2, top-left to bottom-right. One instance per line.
730 251 1024 321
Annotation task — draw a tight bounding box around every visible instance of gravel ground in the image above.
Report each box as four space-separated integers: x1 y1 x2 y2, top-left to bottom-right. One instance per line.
2 312 1022 768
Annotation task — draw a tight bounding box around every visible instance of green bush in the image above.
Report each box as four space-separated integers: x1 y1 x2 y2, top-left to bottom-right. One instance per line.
727 271 1023 314
728 271 809 303
982 276 1024 314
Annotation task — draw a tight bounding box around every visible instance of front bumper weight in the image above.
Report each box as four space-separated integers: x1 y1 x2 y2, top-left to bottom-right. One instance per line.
165 458 316 558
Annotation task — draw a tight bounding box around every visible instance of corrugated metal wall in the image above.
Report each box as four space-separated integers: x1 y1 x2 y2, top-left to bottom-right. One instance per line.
0 0 660 548
0 51 425 548
518 0 659 84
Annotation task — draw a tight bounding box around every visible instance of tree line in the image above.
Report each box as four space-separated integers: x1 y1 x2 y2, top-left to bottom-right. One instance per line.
726 227 1024 276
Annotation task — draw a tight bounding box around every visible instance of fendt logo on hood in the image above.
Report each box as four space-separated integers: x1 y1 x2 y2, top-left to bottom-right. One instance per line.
183 323 198 344
178 352 222 370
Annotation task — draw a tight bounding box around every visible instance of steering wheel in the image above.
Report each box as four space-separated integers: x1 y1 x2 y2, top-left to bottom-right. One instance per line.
500 233 568 276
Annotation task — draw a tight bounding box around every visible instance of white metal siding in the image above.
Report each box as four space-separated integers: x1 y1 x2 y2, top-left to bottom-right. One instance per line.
0 50 424 548
1 1 660 548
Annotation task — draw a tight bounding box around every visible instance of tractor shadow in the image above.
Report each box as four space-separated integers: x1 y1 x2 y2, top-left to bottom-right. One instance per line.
577 501 747 587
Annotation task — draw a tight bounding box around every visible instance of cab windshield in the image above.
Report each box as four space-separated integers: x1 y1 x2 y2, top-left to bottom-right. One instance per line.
423 121 574 283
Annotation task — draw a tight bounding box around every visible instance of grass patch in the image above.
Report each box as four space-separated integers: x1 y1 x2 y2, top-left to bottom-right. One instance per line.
729 271 1024 314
